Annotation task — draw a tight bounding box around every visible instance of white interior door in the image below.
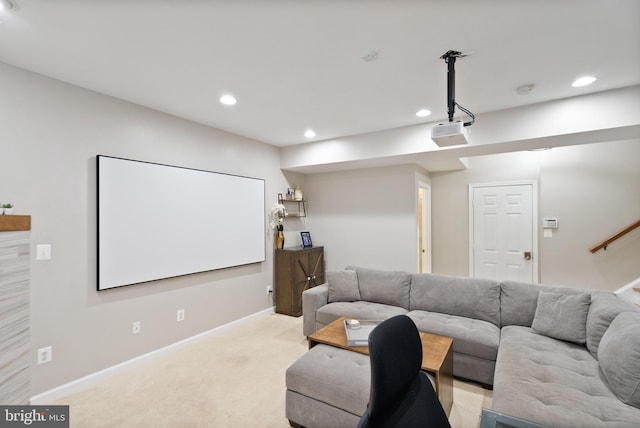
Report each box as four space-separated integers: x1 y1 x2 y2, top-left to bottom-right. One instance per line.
469 182 537 282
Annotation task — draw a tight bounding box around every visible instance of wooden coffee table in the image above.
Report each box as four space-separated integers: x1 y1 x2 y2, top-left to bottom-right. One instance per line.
308 316 453 416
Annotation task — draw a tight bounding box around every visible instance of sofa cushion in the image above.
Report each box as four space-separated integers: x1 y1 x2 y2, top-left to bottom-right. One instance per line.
598 311 640 408
410 273 501 327
326 270 361 303
531 291 591 344
500 281 587 327
493 325 640 427
316 301 408 326
586 291 638 358
346 266 411 309
408 310 500 361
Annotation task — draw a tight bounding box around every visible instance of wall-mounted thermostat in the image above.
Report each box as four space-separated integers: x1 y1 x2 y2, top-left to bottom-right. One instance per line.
543 218 559 229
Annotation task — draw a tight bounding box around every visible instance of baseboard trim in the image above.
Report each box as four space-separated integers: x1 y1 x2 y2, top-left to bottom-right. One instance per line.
31 306 275 404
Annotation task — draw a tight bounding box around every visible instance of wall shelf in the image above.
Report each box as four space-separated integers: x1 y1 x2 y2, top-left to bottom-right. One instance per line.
0 215 31 232
278 196 307 218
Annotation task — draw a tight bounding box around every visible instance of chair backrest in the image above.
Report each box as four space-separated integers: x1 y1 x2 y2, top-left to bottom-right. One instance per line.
357 315 451 428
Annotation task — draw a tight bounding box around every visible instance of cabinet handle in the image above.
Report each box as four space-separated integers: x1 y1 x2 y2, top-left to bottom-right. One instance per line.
307 276 311 281
312 275 316 280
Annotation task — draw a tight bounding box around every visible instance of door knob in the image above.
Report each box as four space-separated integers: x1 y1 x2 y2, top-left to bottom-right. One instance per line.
524 251 532 260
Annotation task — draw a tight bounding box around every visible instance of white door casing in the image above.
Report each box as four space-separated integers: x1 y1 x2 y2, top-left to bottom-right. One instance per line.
418 183 432 273
469 181 538 282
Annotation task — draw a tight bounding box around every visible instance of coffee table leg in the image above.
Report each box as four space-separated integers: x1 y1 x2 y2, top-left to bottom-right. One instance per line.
437 347 454 416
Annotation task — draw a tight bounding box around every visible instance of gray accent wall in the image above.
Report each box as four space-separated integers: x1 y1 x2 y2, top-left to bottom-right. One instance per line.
0 62 291 395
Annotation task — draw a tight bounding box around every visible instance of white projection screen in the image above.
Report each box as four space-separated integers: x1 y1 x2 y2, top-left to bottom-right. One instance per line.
97 155 265 290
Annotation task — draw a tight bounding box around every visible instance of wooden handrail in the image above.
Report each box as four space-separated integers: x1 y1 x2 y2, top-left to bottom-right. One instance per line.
590 219 640 253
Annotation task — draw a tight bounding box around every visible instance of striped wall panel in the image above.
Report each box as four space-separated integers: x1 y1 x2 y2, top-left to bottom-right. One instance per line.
0 231 30 404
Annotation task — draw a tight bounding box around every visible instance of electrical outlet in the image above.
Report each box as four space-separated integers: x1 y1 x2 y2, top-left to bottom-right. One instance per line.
132 321 141 334
267 285 273 295
37 346 53 365
177 309 185 322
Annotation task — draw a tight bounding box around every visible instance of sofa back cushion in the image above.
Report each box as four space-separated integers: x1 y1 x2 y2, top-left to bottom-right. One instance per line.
326 270 361 303
586 291 638 358
346 266 411 309
409 273 501 327
598 311 640 408
531 291 591 344
500 281 586 327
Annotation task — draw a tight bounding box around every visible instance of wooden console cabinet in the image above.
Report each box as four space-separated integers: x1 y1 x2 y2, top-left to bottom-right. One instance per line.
275 246 324 317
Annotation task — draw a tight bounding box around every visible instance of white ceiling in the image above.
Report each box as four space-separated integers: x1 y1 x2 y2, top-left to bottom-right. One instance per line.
1 0 639 147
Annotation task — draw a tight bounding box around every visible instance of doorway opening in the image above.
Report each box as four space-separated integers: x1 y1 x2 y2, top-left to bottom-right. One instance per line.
418 182 432 273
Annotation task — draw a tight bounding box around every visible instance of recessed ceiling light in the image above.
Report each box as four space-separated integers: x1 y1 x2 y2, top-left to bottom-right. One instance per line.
304 129 316 138
572 76 596 87
416 109 431 117
0 0 16 11
219 94 237 105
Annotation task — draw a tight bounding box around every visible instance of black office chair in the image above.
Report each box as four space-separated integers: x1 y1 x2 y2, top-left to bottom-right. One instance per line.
357 315 451 428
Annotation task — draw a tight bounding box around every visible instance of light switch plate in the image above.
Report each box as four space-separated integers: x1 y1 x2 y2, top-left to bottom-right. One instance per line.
36 244 52 260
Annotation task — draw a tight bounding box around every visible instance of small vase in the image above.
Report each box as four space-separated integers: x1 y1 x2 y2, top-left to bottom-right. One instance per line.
276 231 285 249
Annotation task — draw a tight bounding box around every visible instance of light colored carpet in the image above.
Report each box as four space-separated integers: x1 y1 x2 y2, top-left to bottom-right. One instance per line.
50 312 491 427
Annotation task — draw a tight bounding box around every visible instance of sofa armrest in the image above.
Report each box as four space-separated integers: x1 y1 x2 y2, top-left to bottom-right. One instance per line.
303 284 329 336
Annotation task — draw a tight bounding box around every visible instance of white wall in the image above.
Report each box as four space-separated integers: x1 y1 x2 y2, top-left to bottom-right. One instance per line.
304 164 427 272
0 63 290 395
538 140 640 288
430 140 640 290
304 140 640 291
430 151 542 275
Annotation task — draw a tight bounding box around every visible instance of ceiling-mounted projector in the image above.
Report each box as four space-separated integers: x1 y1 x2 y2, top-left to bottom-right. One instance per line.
430 50 475 147
431 121 469 147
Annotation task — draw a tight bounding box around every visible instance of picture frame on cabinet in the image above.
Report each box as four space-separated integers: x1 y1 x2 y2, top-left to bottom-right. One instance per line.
301 231 312 248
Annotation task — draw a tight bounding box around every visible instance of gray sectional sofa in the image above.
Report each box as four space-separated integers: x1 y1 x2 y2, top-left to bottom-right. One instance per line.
299 266 640 427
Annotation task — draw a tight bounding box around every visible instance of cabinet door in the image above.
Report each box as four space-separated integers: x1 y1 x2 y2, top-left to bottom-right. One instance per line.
292 255 310 315
307 248 324 286
292 248 324 314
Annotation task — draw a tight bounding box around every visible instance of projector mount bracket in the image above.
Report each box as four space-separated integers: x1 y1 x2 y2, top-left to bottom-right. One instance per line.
440 50 475 127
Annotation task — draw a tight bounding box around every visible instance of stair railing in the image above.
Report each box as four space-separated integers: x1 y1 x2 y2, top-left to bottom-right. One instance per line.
590 219 640 253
